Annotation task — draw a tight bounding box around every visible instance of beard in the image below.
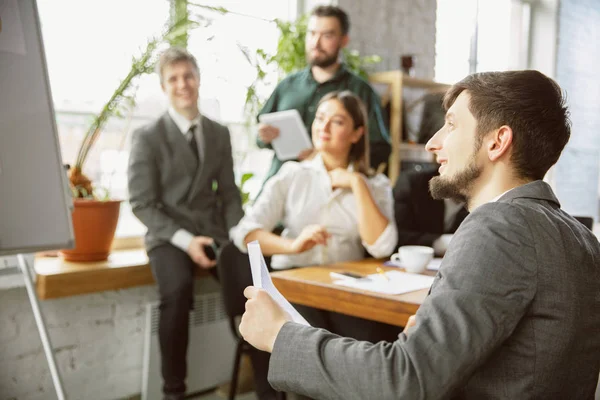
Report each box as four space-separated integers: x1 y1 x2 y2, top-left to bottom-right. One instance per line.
429 155 482 204
307 48 339 68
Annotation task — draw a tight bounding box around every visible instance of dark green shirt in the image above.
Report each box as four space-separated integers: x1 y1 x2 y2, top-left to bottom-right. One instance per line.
257 64 390 185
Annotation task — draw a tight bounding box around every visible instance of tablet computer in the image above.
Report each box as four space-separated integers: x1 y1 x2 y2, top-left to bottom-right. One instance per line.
258 109 313 161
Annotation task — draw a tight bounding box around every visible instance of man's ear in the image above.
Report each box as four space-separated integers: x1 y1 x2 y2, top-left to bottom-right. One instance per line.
487 125 513 162
341 35 349 49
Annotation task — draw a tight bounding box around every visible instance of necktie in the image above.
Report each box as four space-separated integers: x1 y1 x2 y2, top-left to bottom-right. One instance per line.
186 125 200 163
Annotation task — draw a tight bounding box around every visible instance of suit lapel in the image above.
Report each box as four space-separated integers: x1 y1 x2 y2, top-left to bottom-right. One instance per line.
162 113 198 178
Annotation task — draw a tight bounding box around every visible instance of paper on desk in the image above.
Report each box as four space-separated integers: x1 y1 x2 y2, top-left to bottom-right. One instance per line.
333 270 434 295
247 241 310 326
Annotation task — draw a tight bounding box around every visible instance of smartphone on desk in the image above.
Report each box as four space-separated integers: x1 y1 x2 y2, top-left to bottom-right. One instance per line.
329 271 368 280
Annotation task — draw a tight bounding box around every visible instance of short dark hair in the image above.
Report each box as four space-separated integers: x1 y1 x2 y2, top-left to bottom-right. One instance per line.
310 5 350 36
317 90 371 175
156 47 200 84
443 70 571 180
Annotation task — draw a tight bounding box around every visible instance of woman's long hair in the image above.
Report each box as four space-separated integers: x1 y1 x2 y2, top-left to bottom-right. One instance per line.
316 90 373 176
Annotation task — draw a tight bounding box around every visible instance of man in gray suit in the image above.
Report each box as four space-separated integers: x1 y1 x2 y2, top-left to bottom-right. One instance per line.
238 70 600 399
128 48 243 400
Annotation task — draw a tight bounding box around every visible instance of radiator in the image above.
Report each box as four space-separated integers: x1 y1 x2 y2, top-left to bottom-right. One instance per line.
141 289 237 400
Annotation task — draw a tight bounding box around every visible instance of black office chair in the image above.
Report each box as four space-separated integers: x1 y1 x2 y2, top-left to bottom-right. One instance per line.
574 216 594 230
216 241 285 400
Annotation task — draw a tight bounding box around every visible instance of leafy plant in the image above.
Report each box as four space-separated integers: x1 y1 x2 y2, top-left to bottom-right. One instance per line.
68 3 226 199
243 13 382 120
239 172 254 206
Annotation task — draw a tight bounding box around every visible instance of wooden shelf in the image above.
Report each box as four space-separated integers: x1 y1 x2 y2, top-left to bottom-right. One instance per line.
369 70 450 183
34 249 209 300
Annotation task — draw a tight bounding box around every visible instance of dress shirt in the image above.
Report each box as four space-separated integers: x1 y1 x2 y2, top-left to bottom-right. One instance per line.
167 107 205 253
230 154 398 269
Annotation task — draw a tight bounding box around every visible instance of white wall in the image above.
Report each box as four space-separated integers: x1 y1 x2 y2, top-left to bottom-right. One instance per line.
0 286 154 400
339 0 437 77
0 273 224 400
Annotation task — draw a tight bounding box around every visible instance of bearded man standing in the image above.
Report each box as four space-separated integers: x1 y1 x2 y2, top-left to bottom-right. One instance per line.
255 5 390 190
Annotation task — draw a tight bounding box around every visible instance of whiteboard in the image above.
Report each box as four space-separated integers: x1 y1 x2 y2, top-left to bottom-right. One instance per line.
0 0 74 256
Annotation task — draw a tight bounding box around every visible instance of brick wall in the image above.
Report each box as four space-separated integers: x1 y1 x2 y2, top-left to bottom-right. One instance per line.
338 0 437 78
554 0 600 221
0 286 154 400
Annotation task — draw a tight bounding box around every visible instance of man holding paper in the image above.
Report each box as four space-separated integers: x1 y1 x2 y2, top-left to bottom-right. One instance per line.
239 71 600 399
256 5 389 192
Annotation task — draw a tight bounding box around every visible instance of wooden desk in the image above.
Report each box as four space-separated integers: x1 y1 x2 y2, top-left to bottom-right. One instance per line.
271 259 433 327
34 249 209 300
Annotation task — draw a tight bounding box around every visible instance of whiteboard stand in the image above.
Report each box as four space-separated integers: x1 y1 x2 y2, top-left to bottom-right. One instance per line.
17 254 67 400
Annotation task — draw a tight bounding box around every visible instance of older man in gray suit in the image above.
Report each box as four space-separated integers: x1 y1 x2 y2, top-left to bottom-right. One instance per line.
238 70 600 399
128 48 243 400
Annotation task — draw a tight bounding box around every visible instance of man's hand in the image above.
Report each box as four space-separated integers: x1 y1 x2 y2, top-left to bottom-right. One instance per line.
258 123 280 144
239 286 290 353
289 224 330 254
187 236 217 269
297 148 314 161
329 168 360 189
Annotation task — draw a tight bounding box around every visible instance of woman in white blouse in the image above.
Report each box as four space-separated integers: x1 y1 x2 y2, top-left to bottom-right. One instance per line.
231 91 398 267
228 91 400 400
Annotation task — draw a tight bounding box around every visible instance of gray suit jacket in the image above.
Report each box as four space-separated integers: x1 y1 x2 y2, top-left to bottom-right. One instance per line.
268 181 600 399
128 113 243 252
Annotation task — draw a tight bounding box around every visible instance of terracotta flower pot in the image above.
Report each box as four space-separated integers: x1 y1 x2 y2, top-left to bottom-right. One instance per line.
60 199 122 262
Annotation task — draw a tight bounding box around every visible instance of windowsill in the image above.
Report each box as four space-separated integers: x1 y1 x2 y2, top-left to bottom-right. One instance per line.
34 247 210 300
111 234 144 251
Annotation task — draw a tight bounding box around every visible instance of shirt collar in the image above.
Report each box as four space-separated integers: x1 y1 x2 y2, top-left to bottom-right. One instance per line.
168 106 201 135
304 63 349 84
305 153 355 173
490 188 514 203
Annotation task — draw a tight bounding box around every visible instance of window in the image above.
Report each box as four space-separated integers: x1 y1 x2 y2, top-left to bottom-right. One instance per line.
435 0 531 83
37 0 294 237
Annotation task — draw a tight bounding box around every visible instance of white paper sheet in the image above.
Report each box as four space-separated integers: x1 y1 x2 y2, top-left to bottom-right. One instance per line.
247 241 310 326
333 270 434 295
258 109 313 161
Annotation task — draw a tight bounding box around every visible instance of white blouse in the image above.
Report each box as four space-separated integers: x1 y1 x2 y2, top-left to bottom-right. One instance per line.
230 155 398 270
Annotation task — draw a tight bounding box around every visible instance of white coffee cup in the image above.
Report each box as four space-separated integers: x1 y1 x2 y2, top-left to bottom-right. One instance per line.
390 245 434 273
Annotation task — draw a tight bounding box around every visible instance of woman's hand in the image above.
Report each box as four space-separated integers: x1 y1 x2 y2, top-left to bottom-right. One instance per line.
329 168 361 189
289 225 331 254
